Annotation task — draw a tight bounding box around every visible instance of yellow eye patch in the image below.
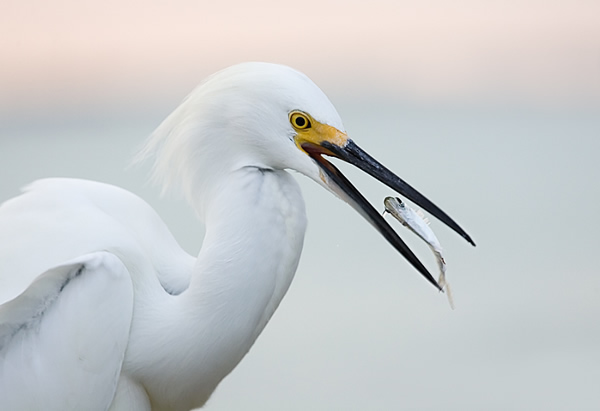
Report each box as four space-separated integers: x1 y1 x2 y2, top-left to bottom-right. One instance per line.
290 111 348 153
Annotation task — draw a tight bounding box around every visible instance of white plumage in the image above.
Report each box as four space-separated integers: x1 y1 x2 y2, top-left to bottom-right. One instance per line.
0 62 473 410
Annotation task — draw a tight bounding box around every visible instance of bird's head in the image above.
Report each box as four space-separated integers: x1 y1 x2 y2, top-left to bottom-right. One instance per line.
139 62 474 289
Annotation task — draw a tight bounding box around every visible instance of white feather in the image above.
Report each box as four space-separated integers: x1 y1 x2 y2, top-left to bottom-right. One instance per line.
0 63 339 410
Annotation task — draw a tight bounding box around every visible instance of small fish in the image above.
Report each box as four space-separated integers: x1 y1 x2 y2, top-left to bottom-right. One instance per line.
383 196 454 308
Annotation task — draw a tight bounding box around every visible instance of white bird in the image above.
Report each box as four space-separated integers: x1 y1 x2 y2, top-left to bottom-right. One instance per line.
0 62 474 411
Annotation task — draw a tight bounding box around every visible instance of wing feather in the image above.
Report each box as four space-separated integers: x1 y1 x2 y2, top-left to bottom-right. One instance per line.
0 252 134 411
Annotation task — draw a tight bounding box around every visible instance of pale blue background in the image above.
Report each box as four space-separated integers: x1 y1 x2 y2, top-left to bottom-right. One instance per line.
1 96 599 409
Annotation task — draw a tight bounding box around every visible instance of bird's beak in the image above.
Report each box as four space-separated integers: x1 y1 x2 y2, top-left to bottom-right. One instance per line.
295 119 475 290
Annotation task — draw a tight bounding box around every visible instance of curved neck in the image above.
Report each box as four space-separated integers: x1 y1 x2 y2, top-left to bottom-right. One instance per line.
190 167 307 330
143 167 307 409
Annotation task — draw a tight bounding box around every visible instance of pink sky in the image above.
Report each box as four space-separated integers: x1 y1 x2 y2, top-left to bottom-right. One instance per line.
1 0 599 110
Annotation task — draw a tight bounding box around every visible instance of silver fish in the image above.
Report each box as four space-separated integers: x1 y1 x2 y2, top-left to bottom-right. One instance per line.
383 196 454 308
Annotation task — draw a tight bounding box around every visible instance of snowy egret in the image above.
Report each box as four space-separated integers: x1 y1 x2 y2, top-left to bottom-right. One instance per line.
0 62 474 410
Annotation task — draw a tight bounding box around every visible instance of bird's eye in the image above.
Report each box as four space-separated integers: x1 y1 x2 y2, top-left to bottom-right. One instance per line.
290 112 311 130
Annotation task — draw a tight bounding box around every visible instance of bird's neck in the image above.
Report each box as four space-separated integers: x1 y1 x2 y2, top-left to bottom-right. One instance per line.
190 166 308 336
148 167 307 409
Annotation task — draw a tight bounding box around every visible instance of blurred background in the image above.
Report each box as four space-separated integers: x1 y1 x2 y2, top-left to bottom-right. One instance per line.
1 0 599 409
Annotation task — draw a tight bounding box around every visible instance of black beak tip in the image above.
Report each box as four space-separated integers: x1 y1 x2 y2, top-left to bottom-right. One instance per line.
465 234 476 247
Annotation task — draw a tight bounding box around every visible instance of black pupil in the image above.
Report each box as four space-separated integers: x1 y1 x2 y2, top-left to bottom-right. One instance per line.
295 116 306 127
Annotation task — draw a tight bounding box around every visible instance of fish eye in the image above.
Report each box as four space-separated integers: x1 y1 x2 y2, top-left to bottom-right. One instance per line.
290 112 311 130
